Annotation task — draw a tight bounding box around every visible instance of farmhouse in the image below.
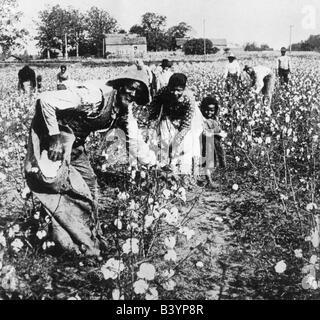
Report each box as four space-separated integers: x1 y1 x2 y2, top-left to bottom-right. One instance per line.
176 37 192 49
104 34 147 57
210 38 228 50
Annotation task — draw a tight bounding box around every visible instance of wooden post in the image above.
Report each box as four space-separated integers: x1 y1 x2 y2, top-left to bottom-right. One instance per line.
289 25 293 52
65 33 68 59
76 31 79 58
102 37 105 58
203 19 206 59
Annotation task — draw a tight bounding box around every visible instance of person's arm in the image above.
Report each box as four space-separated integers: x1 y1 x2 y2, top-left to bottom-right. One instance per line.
31 70 37 90
236 62 241 77
18 72 23 91
61 72 69 81
276 58 280 76
172 94 195 146
253 72 264 94
223 65 229 79
288 57 291 72
37 89 87 161
147 88 165 122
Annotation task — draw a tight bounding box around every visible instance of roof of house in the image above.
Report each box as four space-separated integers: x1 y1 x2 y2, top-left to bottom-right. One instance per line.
104 34 147 45
4 55 22 62
176 37 191 46
210 38 227 46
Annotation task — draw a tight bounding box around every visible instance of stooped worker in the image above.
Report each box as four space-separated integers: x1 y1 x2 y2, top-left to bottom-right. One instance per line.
277 47 291 85
24 66 157 258
243 65 275 105
18 63 37 93
224 52 241 92
147 73 203 177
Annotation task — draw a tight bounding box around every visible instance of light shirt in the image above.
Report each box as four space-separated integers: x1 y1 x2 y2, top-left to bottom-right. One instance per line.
40 80 112 136
277 55 291 70
57 71 70 83
224 60 241 78
155 67 173 89
253 66 273 94
144 65 153 84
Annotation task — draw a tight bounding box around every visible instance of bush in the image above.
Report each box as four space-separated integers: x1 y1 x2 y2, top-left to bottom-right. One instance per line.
244 42 273 51
183 38 213 55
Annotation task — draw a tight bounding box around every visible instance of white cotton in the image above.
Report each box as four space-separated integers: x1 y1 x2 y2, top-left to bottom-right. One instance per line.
127 103 157 166
38 150 62 178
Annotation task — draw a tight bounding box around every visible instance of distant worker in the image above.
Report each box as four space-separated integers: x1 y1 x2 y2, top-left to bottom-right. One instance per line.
277 47 291 85
244 65 275 105
36 75 43 92
18 64 37 93
57 65 70 90
224 52 241 92
134 59 155 98
154 59 173 91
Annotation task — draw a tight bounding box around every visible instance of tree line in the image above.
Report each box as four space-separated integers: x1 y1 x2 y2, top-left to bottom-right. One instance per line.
37 8 193 57
291 35 320 52
0 1 195 58
244 42 274 51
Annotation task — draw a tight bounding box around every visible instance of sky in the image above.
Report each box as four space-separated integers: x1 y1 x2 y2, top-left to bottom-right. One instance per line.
16 0 320 53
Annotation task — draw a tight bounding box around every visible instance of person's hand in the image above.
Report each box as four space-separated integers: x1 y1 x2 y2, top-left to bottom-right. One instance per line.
48 134 64 161
158 164 172 172
248 91 257 103
217 130 227 139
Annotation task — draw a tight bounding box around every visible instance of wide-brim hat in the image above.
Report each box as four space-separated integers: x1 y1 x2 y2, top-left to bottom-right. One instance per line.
107 65 150 104
228 53 236 59
161 59 172 68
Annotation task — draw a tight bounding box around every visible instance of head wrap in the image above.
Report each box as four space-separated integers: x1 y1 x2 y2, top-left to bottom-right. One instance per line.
167 73 187 89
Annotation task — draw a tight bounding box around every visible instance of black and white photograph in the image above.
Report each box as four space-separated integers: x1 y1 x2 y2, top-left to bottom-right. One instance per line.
0 0 320 303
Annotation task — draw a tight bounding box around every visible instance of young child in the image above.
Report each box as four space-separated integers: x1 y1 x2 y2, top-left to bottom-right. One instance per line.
199 96 226 184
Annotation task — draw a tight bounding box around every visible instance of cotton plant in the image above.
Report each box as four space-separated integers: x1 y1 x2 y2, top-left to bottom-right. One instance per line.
95 162 198 300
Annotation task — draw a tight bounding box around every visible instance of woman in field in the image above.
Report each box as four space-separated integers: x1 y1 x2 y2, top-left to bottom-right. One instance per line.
147 73 203 176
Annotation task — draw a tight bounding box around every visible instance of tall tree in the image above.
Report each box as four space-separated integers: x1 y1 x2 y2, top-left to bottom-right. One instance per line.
141 12 167 51
37 5 73 58
166 22 192 50
85 6 118 57
37 5 91 58
167 22 192 38
67 8 86 57
0 0 28 56
129 24 146 36
130 12 167 51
